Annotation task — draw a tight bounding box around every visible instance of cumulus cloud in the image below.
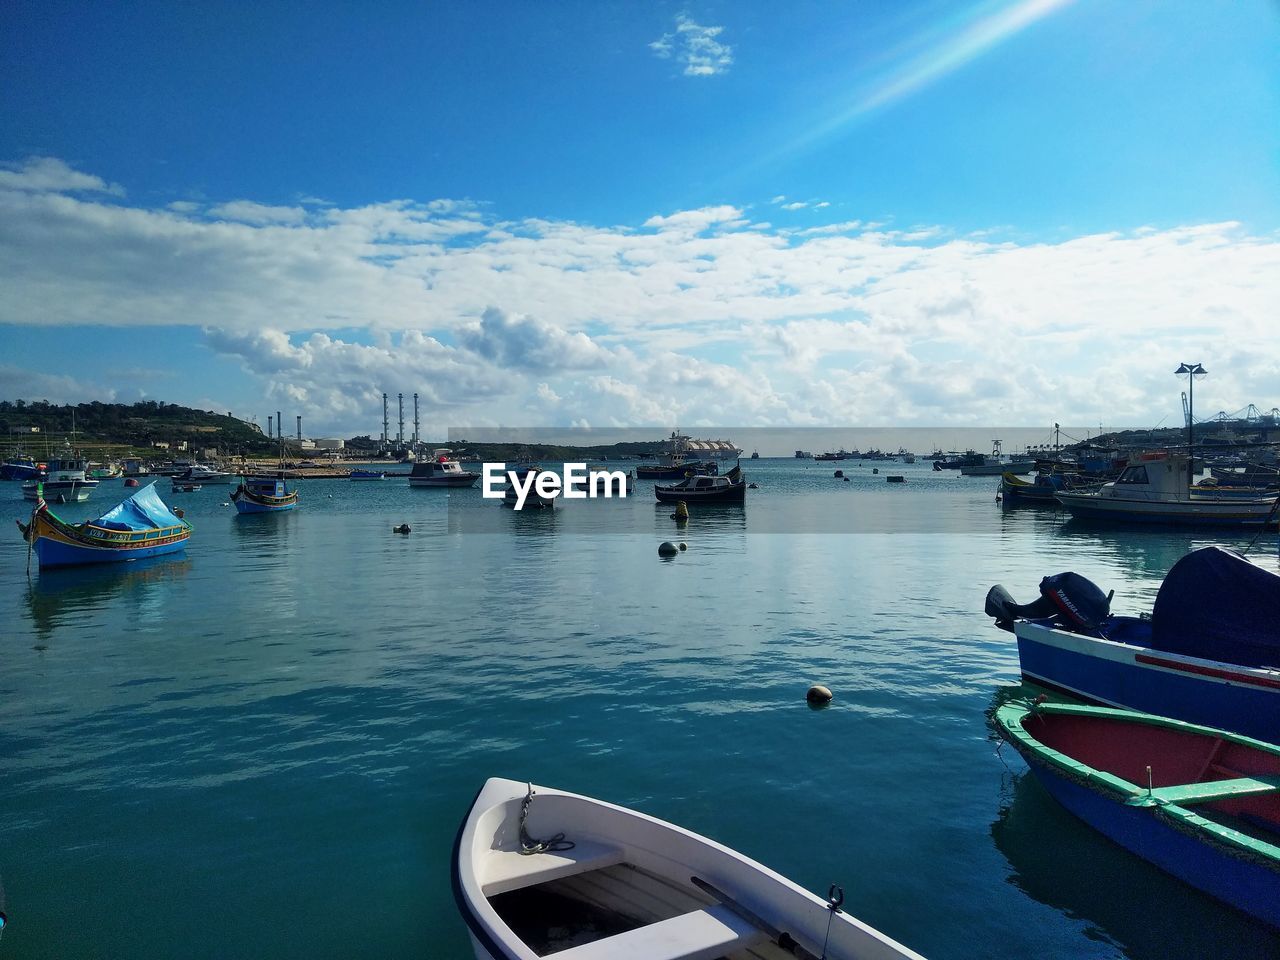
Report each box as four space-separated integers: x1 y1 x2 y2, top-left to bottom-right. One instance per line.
0 156 124 196
650 14 733 77
208 200 308 225
4 157 1279 429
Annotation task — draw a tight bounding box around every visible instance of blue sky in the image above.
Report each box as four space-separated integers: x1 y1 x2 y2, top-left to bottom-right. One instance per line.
2 0 1278 437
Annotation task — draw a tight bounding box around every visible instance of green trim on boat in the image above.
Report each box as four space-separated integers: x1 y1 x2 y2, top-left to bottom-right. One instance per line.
995 700 1280 869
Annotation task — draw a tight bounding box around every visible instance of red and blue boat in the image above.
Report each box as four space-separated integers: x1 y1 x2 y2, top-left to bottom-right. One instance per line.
996 699 1280 928
231 475 299 513
17 482 192 568
986 547 1280 742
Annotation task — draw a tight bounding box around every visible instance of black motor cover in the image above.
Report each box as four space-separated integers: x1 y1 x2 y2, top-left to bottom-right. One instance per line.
985 571 1111 634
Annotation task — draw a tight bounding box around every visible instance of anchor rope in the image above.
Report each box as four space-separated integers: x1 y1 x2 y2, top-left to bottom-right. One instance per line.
518 783 574 856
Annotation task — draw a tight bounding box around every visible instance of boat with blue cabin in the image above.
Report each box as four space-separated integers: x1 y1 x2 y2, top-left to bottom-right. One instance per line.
995 699 1280 929
349 468 387 481
231 474 299 513
985 547 1280 742
21 456 99 503
17 481 192 568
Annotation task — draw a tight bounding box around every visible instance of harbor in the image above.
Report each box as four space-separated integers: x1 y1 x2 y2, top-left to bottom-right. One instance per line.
3 443 1279 959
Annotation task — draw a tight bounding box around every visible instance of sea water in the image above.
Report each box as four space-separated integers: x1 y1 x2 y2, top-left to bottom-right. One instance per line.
1 461 1276 959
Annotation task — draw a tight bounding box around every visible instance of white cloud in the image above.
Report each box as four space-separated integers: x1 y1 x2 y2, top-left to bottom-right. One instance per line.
782 201 807 211
0 157 124 196
4 158 1279 430
208 200 308 225
650 14 734 77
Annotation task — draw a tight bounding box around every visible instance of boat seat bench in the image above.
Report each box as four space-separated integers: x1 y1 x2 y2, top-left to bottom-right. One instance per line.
549 903 767 960
481 838 625 896
1143 774 1280 806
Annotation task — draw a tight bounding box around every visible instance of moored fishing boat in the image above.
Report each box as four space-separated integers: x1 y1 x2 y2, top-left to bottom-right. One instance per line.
1055 452 1279 525
984 547 1280 742
654 464 746 504
453 777 926 960
409 451 480 488
231 475 299 513
349 468 387 481
995 700 1280 928
16 481 191 568
174 463 235 484
21 456 98 503
1 453 42 481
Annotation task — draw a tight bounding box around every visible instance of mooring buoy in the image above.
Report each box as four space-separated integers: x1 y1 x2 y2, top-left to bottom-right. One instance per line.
394 524 412 534
658 541 678 557
678 542 687 551
806 684 833 706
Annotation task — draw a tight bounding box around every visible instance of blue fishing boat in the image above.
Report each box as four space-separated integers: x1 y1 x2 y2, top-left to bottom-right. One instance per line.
1 453 41 481
985 547 1280 742
17 482 192 568
349 469 387 481
231 475 299 513
996 700 1280 928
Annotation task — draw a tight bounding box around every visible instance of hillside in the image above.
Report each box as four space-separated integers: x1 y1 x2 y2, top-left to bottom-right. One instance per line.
0 400 270 455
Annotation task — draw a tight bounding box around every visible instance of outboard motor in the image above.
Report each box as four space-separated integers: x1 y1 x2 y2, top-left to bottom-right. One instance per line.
986 571 1113 634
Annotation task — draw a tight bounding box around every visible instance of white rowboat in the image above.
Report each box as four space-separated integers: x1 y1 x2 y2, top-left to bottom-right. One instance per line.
453 777 925 960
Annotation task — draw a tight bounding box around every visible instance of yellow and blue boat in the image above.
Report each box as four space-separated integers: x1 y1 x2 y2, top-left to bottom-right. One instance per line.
231 475 299 513
17 482 192 568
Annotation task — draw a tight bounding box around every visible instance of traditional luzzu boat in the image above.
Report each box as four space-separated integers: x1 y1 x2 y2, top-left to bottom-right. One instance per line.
995 700 1280 928
17 482 192 568
1054 452 1279 526
231 475 298 513
454 777 926 960
985 547 1280 742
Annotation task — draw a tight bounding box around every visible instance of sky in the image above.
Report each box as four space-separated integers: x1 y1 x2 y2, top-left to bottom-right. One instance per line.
2 0 1278 443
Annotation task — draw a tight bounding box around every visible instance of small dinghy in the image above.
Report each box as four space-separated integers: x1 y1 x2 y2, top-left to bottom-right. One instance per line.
996 700 1280 928
453 777 925 960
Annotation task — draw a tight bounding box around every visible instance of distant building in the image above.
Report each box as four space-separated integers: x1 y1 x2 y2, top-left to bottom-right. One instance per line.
312 437 345 451
299 439 317 451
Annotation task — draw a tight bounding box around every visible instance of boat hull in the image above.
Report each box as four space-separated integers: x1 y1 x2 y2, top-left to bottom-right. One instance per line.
1015 621 1280 743
1056 491 1279 526
33 532 189 568
232 495 297 513
635 465 692 480
23 479 98 503
999 705 1280 928
654 485 745 504
409 475 478 487
22 499 191 569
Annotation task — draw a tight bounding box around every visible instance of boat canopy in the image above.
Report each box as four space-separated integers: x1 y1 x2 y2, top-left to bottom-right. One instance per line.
93 483 187 531
1150 547 1280 668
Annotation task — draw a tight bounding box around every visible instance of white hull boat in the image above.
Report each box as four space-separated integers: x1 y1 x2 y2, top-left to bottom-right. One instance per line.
454 777 925 960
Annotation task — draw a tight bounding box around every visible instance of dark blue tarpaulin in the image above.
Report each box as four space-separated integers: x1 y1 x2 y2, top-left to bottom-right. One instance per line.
1150 546 1280 668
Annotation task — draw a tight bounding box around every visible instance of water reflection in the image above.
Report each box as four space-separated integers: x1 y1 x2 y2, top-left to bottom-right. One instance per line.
991 769 1277 959
24 558 192 644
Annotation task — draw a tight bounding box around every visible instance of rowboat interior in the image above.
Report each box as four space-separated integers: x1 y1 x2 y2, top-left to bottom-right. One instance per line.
1024 710 1280 842
459 780 920 960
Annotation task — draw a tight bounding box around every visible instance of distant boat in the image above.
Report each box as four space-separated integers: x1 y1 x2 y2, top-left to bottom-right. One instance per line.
750 449 760 459
89 462 123 479
1055 452 1279 525
499 466 557 509
171 482 203 493
349 469 387 481
1 453 41 482
17 481 191 568
22 456 98 503
454 777 926 960
174 463 235 484
654 465 746 504
814 452 846 462
998 471 1072 503
231 475 298 513
985 546 1280 742
409 452 479 488
996 699 1280 929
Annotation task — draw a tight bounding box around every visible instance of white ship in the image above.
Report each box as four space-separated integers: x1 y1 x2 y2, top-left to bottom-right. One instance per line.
661 431 742 463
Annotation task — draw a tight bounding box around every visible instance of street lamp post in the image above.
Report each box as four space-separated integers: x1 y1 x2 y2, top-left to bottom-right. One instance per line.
1175 362 1207 493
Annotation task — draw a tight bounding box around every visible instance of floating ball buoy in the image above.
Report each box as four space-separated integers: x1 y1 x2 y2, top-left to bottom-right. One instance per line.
124 478 140 487
658 541 679 557
678 542 687 551
393 524 412 534
872 468 879 474
806 684 833 706
834 470 843 478
844 477 851 482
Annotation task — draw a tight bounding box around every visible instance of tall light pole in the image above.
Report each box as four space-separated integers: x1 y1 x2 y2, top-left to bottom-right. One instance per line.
1175 362 1206 492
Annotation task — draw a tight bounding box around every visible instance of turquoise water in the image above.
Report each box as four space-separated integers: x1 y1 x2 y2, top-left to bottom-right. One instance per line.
1 462 1277 959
